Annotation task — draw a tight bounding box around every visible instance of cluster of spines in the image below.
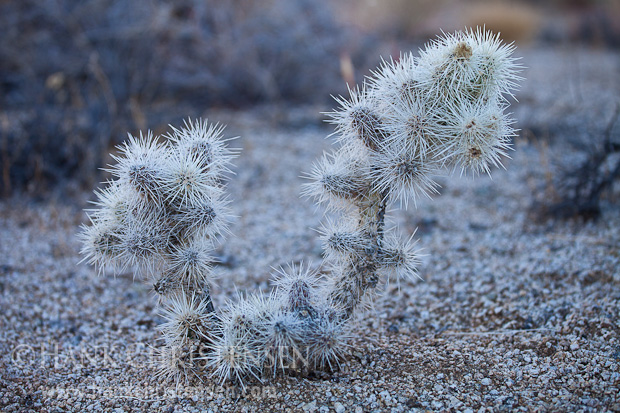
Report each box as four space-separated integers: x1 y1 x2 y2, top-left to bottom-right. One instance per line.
80 119 236 382
81 121 235 277
304 27 521 315
206 264 350 389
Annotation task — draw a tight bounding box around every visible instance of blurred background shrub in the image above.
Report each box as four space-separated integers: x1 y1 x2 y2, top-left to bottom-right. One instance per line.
1 0 619 199
0 0 348 198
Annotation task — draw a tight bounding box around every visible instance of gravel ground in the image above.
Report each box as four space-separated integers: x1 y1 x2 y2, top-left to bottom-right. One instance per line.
1 46 620 412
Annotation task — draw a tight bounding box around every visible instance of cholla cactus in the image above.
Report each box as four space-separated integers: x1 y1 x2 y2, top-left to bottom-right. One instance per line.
80 27 522 389
304 27 521 317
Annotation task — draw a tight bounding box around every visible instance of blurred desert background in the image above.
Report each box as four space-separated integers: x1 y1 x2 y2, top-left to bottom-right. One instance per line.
2 0 619 199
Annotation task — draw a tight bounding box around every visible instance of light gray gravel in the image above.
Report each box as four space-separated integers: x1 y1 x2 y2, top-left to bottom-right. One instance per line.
1 46 619 412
